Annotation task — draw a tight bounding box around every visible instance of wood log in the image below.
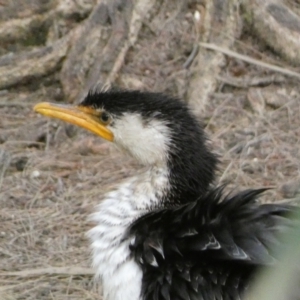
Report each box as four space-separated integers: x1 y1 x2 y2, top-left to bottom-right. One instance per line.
61 0 157 103
0 34 71 89
243 0 300 65
186 0 241 115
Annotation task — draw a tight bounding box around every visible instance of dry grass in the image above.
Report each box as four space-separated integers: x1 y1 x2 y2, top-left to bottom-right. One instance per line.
1 2 300 299
0 128 141 299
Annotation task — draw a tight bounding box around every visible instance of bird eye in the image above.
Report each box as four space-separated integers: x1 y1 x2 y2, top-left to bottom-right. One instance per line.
100 112 111 124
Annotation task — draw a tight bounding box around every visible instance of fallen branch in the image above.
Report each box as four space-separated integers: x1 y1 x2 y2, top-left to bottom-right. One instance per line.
0 13 52 44
61 0 157 103
217 74 287 88
187 0 241 115
199 42 300 80
60 1 112 103
103 0 157 89
0 33 72 89
0 0 94 44
243 0 300 65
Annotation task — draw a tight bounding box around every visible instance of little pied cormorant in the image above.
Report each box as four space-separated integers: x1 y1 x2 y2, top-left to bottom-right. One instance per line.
34 90 294 300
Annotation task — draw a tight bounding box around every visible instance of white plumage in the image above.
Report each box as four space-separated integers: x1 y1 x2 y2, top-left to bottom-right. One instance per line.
88 166 170 300
110 113 172 166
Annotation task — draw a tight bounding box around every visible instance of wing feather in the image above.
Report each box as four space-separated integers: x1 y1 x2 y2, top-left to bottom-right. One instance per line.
128 188 294 300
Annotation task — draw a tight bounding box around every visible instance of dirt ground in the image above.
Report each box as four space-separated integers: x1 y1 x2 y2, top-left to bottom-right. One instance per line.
1 1 300 300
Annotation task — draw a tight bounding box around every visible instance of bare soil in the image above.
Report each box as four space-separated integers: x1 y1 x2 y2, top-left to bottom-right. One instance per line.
0 1 300 299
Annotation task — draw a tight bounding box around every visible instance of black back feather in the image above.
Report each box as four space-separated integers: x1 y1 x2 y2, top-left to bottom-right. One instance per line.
128 188 294 300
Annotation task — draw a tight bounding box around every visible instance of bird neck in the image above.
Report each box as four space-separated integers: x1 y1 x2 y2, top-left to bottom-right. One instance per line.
124 150 217 209
99 166 171 216
129 153 216 209
130 166 171 210
165 149 217 206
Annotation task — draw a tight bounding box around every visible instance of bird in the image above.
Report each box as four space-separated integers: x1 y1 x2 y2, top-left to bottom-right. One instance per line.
34 90 294 300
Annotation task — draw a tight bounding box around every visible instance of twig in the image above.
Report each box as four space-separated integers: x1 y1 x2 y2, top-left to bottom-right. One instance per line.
4 141 44 146
199 42 300 80
183 45 199 69
0 267 94 277
103 42 131 90
217 74 287 88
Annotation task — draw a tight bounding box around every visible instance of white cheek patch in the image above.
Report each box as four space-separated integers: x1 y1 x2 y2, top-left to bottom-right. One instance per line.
110 113 171 166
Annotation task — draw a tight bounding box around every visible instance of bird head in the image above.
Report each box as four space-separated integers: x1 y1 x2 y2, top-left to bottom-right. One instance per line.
34 90 218 204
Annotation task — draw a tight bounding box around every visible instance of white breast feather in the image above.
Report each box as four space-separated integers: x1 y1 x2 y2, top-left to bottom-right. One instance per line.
87 168 169 300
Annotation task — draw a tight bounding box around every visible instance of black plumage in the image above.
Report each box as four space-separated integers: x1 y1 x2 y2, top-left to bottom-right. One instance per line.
128 188 293 300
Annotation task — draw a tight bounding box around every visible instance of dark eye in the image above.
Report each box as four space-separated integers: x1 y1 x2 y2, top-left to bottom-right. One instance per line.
100 112 110 124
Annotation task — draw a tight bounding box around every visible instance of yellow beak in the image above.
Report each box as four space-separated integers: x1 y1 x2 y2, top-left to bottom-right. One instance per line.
33 102 114 142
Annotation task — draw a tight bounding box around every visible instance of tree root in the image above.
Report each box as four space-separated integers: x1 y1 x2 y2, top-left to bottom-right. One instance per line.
0 34 71 89
0 13 52 44
186 0 241 115
243 0 300 66
0 0 299 110
61 0 157 103
0 0 94 45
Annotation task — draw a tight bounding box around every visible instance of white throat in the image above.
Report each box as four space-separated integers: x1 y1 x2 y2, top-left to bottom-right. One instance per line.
87 166 170 300
110 113 171 167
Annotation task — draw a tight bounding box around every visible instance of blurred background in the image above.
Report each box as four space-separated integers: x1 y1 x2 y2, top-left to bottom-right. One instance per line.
0 0 300 299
